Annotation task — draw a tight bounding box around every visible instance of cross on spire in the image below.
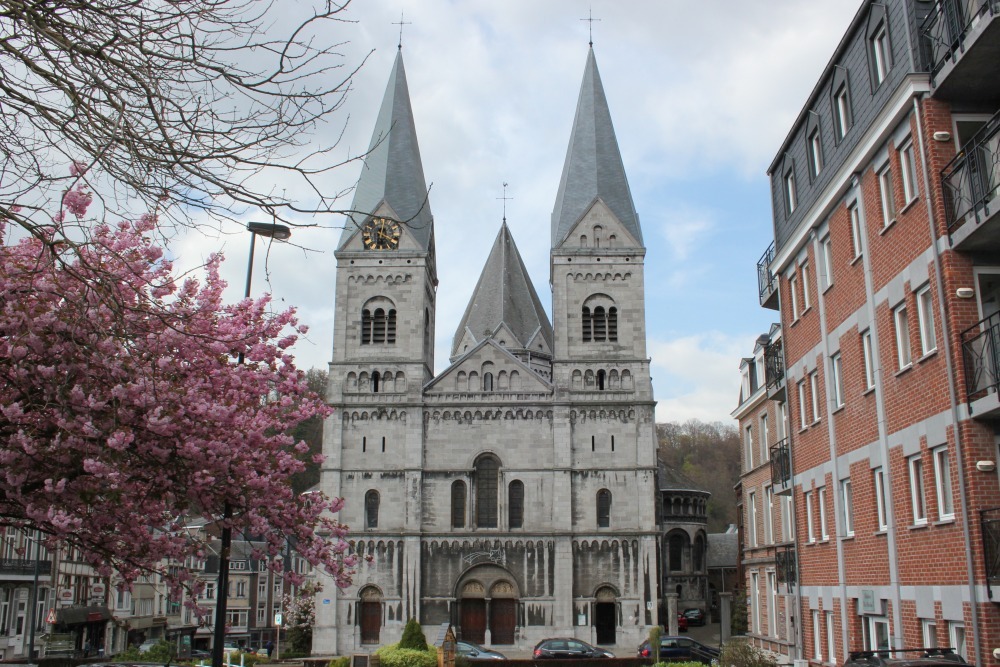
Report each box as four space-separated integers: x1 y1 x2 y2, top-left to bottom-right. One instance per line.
392 11 411 50
580 8 601 47
497 182 513 223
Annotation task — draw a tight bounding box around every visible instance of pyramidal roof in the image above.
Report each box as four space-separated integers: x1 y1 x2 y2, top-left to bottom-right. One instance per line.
451 222 554 361
339 49 433 250
551 48 641 247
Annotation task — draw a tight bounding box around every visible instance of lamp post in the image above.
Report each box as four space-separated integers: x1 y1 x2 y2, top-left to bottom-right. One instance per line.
211 222 291 667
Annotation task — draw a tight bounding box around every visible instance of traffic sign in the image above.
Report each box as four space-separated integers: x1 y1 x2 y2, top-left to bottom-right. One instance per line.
46 608 56 624
274 613 283 626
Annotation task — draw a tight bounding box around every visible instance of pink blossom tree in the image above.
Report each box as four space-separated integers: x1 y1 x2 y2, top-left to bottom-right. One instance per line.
0 176 354 597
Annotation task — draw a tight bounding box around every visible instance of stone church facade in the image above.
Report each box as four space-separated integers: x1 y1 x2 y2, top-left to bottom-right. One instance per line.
313 45 660 654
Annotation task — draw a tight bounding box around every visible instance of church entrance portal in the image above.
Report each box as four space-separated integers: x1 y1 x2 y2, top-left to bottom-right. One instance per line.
359 587 382 645
460 599 486 643
488 581 517 645
594 587 617 645
457 566 520 646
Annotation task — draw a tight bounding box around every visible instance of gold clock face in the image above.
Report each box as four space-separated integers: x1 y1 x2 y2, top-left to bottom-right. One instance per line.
361 217 401 250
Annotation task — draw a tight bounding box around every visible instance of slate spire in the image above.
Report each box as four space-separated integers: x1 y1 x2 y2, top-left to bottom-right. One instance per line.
551 48 641 248
451 222 554 363
338 49 433 250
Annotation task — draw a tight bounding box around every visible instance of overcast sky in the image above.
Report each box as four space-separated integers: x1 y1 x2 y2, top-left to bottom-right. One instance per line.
176 0 862 425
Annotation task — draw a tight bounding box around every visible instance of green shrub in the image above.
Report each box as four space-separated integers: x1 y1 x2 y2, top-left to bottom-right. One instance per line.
648 624 662 658
329 657 351 667
730 589 748 637
398 618 429 652
454 656 471 667
654 662 703 667
116 640 173 663
234 651 268 667
719 639 778 667
374 644 437 667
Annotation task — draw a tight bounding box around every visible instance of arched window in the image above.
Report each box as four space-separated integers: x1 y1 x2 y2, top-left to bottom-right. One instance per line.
372 371 381 393
693 535 705 572
582 307 593 342
593 306 607 341
582 295 618 343
483 372 494 392
597 369 606 391
451 481 466 528
597 489 611 528
508 480 524 529
475 456 499 528
365 490 379 529
669 534 685 571
361 298 397 344
373 308 386 342
608 307 618 341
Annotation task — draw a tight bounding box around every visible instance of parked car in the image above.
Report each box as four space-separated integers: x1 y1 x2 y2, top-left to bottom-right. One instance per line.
533 638 614 659
667 613 688 632
682 608 706 626
637 636 720 664
842 648 966 667
190 649 212 660
456 641 507 661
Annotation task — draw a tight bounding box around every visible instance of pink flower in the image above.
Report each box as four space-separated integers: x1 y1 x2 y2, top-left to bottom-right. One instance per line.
69 161 87 177
62 186 92 219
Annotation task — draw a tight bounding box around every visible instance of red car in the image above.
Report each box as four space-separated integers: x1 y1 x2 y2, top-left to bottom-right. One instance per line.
663 614 688 632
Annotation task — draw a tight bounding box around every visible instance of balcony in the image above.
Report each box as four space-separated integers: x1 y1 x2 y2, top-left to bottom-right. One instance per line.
0 557 52 577
770 438 792 495
764 339 785 400
921 0 1000 101
961 310 1000 418
775 545 797 588
982 508 1000 600
944 110 1000 252
757 242 779 310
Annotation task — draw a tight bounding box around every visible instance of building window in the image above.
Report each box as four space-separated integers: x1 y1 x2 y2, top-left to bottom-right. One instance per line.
781 495 794 542
764 485 774 545
821 235 834 290
785 168 798 215
923 619 938 648
669 534 684 571
831 354 844 408
365 490 379 529
797 380 807 430
789 272 800 320
849 203 863 258
451 480 466 528
750 572 761 634
813 610 823 660
767 572 778 637
894 303 911 369
916 286 936 356
827 612 837 664
842 478 854 537
949 622 967 661
809 129 823 178
810 371 821 423
361 303 397 345
874 467 888 531
878 165 896 227
801 262 812 310
864 616 890 651
806 490 816 543
749 491 758 547
909 455 927 525
760 414 769 462
862 330 876 391
483 372 494 392
745 425 754 470
475 456 499 528
900 141 919 204
596 489 611 528
508 480 524 528
871 24 890 86
582 297 618 342
933 446 954 520
818 486 829 540
833 82 852 141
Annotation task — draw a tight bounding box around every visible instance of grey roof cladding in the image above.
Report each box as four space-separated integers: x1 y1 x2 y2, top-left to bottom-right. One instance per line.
338 50 433 250
706 533 739 568
451 222 554 360
768 0 925 255
551 48 641 247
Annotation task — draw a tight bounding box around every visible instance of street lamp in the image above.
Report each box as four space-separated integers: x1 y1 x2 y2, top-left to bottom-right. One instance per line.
211 222 290 667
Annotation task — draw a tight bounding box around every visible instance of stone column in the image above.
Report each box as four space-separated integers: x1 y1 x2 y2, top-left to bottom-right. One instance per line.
719 592 732 644
666 593 678 635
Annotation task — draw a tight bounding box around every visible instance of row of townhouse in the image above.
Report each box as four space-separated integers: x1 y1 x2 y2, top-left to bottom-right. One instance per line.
736 1 1000 666
0 521 309 659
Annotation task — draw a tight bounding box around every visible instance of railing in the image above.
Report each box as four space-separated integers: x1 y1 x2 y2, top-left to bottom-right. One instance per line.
757 242 776 303
942 110 1000 232
775 545 797 586
0 557 52 576
770 438 792 489
920 0 1000 77
764 340 784 392
961 310 1000 399
981 507 1000 586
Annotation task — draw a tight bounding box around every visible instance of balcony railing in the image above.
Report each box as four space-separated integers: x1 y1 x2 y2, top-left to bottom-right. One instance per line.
962 310 1000 399
943 110 1000 233
764 340 784 392
775 545 797 587
770 438 792 491
757 242 778 309
981 507 1000 587
921 0 1000 77
0 557 53 576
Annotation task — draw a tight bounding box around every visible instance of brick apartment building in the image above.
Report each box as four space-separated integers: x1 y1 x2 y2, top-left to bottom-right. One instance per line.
736 0 1000 665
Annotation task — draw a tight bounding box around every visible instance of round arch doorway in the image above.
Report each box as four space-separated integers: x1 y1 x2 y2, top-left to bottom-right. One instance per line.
456 565 520 646
593 586 618 646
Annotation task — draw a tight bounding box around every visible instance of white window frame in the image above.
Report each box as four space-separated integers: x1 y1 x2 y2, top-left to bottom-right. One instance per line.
764 485 775 545
749 491 758 547
900 141 919 204
874 467 888 532
831 354 844 408
916 286 937 356
806 490 816 543
827 611 837 664
813 610 823 660
864 616 890 651
879 164 896 226
910 455 927 525
894 304 911 369
810 371 821 423
750 572 761 635
862 330 876 391
789 273 800 319
778 401 788 441
835 85 850 139
809 129 823 177
819 486 829 540
872 24 889 85
933 446 955 520
801 261 812 310
745 424 754 471
760 413 770 462
850 203 863 258
821 235 834 290
842 478 854 537
785 169 798 214
922 619 937 648
949 622 966 661
767 571 778 637
781 495 794 542
798 379 807 430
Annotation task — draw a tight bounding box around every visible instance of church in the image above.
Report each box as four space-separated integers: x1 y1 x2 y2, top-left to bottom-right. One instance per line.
312 43 661 655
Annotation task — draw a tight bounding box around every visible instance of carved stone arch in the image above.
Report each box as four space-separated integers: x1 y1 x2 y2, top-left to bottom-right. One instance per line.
359 585 383 601
460 580 486 598
457 371 467 390
504 411 514 420
464 411 473 422
346 372 358 392
584 370 595 388
433 410 441 420
594 584 619 601
628 409 636 419
490 581 516 598
474 410 483 420
509 370 520 390
572 369 583 388
589 410 597 421
497 370 509 391
622 370 633 390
